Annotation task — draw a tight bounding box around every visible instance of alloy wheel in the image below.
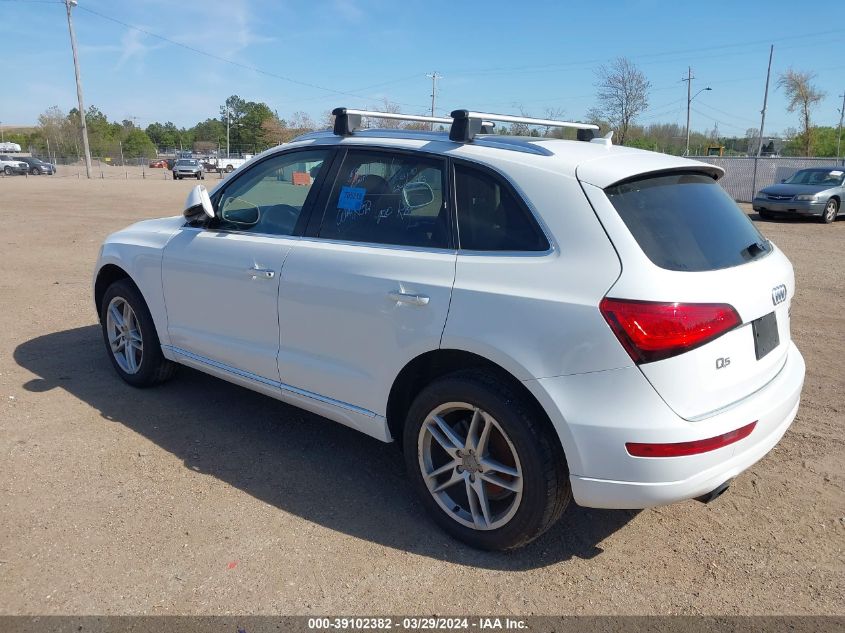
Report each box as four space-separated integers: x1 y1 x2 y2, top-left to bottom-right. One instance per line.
418 402 523 531
105 296 143 374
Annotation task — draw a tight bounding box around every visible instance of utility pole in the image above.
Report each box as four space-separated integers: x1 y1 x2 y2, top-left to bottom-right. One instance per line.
752 45 774 201
64 0 92 179
426 72 442 130
836 92 845 160
684 67 692 156
682 66 711 156
756 45 774 157
226 106 230 158
0 121 4 143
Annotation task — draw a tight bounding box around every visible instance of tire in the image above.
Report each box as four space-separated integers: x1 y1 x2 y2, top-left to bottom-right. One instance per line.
30 167 39 175
758 210 774 220
403 370 570 550
821 198 839 224
100 279 176 388
3 166 12 176
225 165 234 173
196 172 201 180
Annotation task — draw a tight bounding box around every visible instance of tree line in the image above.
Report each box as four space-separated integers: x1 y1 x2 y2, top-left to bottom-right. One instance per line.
5 67 843 161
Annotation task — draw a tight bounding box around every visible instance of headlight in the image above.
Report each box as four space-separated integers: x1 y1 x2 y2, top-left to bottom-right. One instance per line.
794 194 817 201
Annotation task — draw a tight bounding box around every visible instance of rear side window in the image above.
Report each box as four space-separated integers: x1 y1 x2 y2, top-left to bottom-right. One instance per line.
605 172 771 272
454 164 549 252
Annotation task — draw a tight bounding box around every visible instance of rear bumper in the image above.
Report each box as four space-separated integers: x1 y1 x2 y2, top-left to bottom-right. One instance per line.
752 197 826 215
525 341 805 509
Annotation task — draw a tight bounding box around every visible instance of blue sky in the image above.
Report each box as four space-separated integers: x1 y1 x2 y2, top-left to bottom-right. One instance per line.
2 0 844 137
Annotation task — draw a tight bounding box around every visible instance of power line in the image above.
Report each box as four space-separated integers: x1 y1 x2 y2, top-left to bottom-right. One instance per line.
72 4 430 111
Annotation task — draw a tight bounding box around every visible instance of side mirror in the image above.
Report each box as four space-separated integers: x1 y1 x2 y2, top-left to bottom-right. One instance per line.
183 185 214 223
402 181 435 209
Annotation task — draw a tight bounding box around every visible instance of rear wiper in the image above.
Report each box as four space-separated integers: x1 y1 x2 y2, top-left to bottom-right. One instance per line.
740 239 770 260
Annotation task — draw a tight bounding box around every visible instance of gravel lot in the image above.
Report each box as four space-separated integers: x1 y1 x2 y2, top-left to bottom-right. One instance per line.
0 175 842 615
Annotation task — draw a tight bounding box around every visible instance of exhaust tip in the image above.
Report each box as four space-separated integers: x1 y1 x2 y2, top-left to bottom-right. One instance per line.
695 480 731 504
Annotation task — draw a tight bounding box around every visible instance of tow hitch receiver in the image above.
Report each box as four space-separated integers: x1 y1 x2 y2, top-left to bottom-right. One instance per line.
695 480 731 504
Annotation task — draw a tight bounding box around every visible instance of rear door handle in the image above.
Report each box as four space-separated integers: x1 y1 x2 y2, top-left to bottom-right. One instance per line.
248 267 275 280
388 291 430 306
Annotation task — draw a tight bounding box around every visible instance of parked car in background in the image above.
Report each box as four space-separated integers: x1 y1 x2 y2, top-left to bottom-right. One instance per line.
0 154 28 175
204 155 252 173
753 167 844 223
172 158 203 180
149 159 168 169
16 156 56 175
0 142 22 153
94 108 805 550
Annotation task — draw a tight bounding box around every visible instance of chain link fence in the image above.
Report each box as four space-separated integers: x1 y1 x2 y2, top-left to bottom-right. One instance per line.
692 156 845 202
0 154 240 180
6 151 845 195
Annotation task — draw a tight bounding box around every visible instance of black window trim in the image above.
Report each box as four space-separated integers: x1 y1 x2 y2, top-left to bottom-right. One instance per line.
306 145 456 251
197 146 341 238
450 157 553 255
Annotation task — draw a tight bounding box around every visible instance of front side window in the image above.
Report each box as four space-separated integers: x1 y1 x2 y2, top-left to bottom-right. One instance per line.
454 164 549 252
216 149 330 235
318 150 449 248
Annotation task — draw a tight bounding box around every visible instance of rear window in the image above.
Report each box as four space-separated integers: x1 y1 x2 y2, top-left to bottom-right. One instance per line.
605 172 771 272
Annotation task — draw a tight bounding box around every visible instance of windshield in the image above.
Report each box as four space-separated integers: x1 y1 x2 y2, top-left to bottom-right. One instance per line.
783 169 844 186
176 159 198 166
605 172 771 272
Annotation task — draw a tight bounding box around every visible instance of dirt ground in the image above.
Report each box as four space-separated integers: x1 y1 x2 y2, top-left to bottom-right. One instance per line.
0 175 842 616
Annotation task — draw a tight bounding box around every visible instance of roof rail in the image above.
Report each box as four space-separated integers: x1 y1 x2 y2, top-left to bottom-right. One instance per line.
450 110 599 143
332 108 452 136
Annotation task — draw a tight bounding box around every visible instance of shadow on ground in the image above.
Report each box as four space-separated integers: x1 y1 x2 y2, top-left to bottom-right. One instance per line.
15 325 637 570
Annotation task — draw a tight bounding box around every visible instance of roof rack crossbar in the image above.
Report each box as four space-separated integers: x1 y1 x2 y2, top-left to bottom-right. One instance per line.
330 106 601 143
332 107 452 136
450 110 598 142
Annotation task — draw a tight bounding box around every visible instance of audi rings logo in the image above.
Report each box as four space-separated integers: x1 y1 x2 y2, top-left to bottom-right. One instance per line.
772 284 787 306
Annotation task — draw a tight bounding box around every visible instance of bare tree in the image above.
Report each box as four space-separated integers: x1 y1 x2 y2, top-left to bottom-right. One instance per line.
543 107 566 138
592 57 650 145
777 69 825 156
370 98 403 128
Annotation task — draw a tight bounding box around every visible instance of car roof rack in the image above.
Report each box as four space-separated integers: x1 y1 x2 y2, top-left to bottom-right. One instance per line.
331 107 601 144
449 110 599 143
332 108 454 136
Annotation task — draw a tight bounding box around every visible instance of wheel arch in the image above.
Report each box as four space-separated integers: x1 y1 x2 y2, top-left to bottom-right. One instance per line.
94 263 135 318
386 349 568 462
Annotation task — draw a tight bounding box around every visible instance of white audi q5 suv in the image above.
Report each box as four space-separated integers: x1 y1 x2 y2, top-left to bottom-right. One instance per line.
93 108 805 550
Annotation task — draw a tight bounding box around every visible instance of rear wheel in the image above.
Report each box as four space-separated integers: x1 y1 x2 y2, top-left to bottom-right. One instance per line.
30 166 40 175
822 198 838 224
3 166 12 176
225 164 234 173
100 279 176 387
403 371 570 550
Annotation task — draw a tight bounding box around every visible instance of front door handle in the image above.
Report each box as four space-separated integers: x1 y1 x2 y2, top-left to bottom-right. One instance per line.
248 267 275 280
388 290 430 306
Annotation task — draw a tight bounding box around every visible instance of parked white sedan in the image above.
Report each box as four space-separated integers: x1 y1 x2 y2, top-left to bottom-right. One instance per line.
94 109 805 550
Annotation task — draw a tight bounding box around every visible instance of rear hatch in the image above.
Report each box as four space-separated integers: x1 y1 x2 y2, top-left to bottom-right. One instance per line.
580 168 793 420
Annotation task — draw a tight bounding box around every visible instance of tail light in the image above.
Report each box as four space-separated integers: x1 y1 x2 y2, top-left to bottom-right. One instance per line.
600 298 741 364
626 421 757 457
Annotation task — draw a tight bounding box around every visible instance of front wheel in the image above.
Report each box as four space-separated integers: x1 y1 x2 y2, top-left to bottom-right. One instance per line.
822 198 839 224
758 209 774 220
403 371 570 550
3 166 12 176
100 279 176 387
